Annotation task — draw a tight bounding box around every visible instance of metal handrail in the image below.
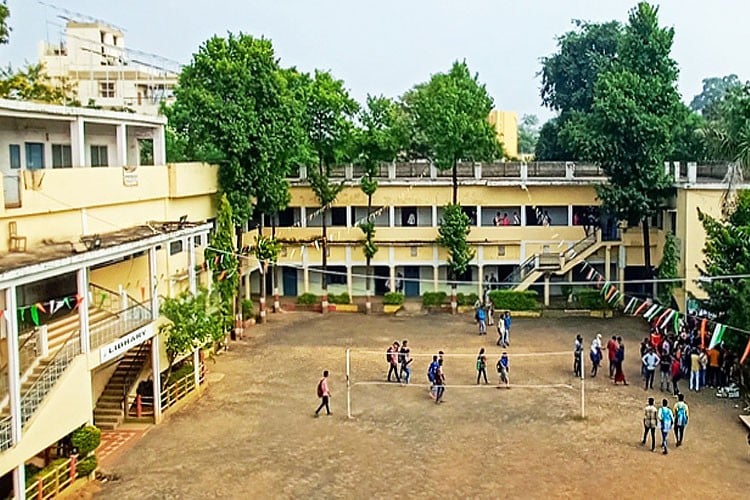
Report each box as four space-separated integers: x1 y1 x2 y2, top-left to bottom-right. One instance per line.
0 328 39 399
89 301 153 350
500 254 538 288
121 340 151 410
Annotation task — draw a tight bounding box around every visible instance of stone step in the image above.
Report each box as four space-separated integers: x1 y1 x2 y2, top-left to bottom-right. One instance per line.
94 407 123 416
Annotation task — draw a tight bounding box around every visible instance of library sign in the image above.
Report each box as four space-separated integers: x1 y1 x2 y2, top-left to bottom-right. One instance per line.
100 323 155 363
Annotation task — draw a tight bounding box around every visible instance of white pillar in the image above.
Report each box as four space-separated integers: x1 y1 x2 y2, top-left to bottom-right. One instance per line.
431 206 438 227
346 266 353 300
153 124 166 166
433 265 439 292
568 205 573 226
476 206 482 227
473 163 482 179
520 205 527 226
673 161 680 182
36 325 49 358
477 264 484 297
388 163 396 179
151 335 162 423
520 163 528 181
5 286 21 440
345 206 352 228
389 266 396 293
187 236 196 295
687 162 697 184
299 165 307 180
543 274 551 306
148 246 159 320
605 246 611 281
389 206 395 228
300 207 307 228
116 123 127 167
70 117 86 167
77 268 90 353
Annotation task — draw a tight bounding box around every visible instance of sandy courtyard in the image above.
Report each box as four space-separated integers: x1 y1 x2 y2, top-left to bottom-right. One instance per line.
95 312 750 499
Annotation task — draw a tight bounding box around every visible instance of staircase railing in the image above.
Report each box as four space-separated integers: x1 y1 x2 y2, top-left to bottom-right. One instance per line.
19 332 81 427
88 283 153 350
0 329 40 402
500 254 538 289
562 231 599 261
121 340 151 411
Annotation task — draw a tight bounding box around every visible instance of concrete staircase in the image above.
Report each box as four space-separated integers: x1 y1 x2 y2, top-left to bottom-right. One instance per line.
93 344 150 430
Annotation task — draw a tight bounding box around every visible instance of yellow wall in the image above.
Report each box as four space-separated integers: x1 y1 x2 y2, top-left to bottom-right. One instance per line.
488 110 518 159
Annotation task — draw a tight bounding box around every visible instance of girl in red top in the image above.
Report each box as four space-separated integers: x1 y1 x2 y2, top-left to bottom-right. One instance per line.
670 357 682 396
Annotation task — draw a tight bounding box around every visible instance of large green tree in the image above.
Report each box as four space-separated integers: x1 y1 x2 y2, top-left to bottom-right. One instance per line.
404 61 501 204
0 63 78 105
690 74 742 121
518 114 540 156
563 3 682 292
437 204 475 311
204 195 239 335
302 70 358 303
354 95 405 311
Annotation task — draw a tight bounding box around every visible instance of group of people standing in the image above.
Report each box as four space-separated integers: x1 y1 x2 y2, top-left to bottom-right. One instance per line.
642 394 689 454
573 334 628 385
475 347 510 389
386 340 413 384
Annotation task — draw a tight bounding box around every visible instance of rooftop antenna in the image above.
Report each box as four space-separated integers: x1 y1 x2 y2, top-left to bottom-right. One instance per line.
37 1 127 32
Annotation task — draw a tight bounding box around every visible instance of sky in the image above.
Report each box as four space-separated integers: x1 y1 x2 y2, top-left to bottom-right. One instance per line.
1 0 748 121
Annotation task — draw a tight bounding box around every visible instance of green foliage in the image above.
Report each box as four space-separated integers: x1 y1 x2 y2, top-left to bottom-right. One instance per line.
690 74 742 120
383 292 405 305
0 1 9 45
167 34 301 223
700 84 750 172
560 284 573 301
76 456 98 478
422 291 448 307
166 362 195 385
573 289 613 310
518 114 540 155
403 61 501 202
204 195 239 333
70 425 101 456
535 117 574 161
159 289 223 368
456 292 479 306
252 234 282 264
657 232 680 304
0 63 79 105
241 299 254 318
697 190 750 351
436 204 475 281
359 220 378 260
26 458 67 487
297 293 318 305
328 292 350 304
488 290 540 311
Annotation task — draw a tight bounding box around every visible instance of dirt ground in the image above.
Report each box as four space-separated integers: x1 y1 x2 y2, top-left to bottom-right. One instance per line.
96 312 750 499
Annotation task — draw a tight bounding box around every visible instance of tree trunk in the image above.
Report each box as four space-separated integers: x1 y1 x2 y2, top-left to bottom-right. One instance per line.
271 215 279 313
259 217 266 323
322 215 328 313
452 159 458 205
233 224 243 340
642 217 655 299
365 192 373 314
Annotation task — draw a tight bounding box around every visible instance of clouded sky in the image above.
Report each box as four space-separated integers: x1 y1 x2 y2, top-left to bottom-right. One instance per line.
1 0 748 120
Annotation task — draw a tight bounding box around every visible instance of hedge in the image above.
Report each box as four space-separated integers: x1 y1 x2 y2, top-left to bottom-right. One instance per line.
71 425 101 456
297 293 318 305
487 290 540 311
573 289 613 310
76 455 98 478
456 292 479 307
383 292 405 305
328 292 351 304
422 291 447 307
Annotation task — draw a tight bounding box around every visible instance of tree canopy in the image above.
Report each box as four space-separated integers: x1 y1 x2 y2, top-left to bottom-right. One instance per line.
0 63 78 105
518 114 540 156
690 74 742 120
0 1 9 45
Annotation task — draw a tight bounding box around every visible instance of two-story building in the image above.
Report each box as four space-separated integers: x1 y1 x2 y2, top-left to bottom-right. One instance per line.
0 99 216 498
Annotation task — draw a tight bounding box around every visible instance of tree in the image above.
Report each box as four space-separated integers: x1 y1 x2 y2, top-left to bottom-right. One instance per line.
690 74 742 121
563 3 682 295
436 205 475 312
696 190 750 351
354 95 406 312
0 1 9 45
204 195 239 335
404 61 501 204
0 63 78 105
302 70 358 306
534 117 572 161
159 289 222 379
656 232 679 305
518 114 540 156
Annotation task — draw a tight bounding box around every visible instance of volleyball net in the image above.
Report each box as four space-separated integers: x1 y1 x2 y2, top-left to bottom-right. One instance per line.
344 349 587 419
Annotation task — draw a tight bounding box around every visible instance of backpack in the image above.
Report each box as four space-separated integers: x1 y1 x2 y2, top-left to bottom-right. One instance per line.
676 405 688 426
427 362 437 382
386 348 392 363
316 379 324 398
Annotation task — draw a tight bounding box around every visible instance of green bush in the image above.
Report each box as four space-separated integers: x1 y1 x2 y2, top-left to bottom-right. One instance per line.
241 299 253 318
488 290 540 311
383 292 405 305
422 291 447 307
71 425 101 456
456 292 479 306
167 362 195 385
24 459 67 487
76 455 97 478
328 292 351 304
297 293 318 305
573 289 613 310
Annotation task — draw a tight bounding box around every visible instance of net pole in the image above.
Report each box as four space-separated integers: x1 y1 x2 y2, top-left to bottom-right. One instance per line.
346 348 352 419
580 350 585 419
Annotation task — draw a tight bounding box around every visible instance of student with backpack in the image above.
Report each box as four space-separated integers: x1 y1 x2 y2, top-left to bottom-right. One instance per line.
476 306 487 336
314 370 332 417
657 398 674 454
399 340 412 384
673 394 689 447
497 352 510 389
387 342 401 383
427 355 439 399
476 348 488 384
434 359 446 404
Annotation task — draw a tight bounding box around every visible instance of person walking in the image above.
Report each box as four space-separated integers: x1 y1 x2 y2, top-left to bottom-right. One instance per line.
657 398 674 454
670 355 682 396
315 370 332 416
707 346 721 388
434 359 446 404
642 347 660 391
607 335 618 378
476 348 489 384
497 315 507 347
590 334 603 377
659 350 672 392
689 349 701 392
399 340 412 385
497 352 510 389
641 397 658 452
387 342 401 383
476 306 487 336
503 311 512 345
574 334 583 377
673 393 690 447
427 355 439 399
613 337 628 385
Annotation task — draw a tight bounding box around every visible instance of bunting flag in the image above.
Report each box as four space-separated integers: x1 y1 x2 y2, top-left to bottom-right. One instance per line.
98 292 107 308
313 240 320 251
217 270 227 282
700 318 707 348
34 302 46 314
600 282 611 295
623 297 637 314
51 300 64 315
708 323 726 350
18 307 26 321
633 300 650 316
643 304 660 320
741 337 750 365
604 285 617 301
673 312 681 335
586 268 595 280
655 308 672 326
29 306 40 326
659 309 675 330
63 296 71 310
74 294 84 310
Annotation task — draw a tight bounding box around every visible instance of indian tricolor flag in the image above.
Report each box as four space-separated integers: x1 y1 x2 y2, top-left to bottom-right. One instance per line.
708 323 727 350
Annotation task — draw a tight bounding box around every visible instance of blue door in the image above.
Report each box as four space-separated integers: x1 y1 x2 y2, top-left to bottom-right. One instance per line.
25 143 45 170
282 267 298 296
403 266 420 297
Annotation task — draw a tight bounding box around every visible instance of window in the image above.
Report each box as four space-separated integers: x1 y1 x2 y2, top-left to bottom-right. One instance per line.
194 235 202 247
90 145 109 167
331 207 347 226
169 240 184 255
401 207 417 226
99 81 115 98
9 144 20 169
25 143 45 169
52 144 72 168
